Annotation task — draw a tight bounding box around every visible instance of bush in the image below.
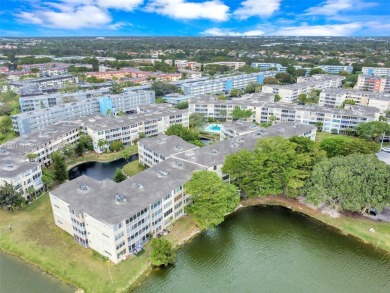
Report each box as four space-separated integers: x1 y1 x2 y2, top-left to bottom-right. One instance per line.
149 238 176 267
109 141 124 152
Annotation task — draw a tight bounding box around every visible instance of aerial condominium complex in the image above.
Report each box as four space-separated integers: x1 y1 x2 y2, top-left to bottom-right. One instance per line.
76 107 189 153
189 96 380 133
362 67 390 76
12 90 155 135
319 88 390 113
262 75 345 103
9 74 78 91
355 75 390 93
0 121 81 198
181 72 276 96
49 122 316 264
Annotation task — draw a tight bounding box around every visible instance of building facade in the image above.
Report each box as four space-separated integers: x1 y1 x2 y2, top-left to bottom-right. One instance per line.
362 67 390 76
355 75 390 93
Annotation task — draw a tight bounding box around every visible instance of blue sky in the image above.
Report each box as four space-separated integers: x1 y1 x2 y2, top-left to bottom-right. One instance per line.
1 0 389 37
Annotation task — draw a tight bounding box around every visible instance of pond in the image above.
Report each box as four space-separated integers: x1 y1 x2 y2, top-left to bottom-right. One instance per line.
134 206 390 293
0 252 75 293
68 154 138 181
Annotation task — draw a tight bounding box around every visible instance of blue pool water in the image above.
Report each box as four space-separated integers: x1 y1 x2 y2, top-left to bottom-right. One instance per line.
205 124 221 133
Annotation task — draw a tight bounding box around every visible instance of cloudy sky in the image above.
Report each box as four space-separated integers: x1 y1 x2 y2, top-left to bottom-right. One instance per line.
1 0 389 36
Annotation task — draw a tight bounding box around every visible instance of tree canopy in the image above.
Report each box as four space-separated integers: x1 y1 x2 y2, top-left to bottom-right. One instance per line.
222 137 325 197
113 168 127 183
231 107 253 120
305 154 390 212
110 141 124 152
320 136 379 158
355 121 390 141
149 238 176 267
51 152 68 183
189 113 206 129
166 124 203 146
0 182 25 209
185 171 240 229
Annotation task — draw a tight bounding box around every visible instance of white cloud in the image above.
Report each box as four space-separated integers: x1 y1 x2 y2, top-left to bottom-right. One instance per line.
16 5 112 29
108 21 133 30
234 0 281 19
305 0 378 16
146 0 230 21
273 23 362 36
202 28 264 36
97 0 144 11
16 12 44 24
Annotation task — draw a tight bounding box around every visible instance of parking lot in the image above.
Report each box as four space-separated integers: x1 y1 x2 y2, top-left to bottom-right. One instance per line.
376 150 390 165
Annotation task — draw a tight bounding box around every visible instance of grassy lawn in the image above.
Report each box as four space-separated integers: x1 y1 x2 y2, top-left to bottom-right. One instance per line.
122 161 145 177
67 145 138 169
0 194 199 292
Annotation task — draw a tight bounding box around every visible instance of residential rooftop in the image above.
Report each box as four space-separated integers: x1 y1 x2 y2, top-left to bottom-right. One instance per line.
51 158 204 225
139 134 199 158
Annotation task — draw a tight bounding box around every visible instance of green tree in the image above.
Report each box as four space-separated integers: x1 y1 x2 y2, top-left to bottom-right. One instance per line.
338 70 350 76
185 171 239 229
51 152 68 183
218 94 227 100
166 124 203 146
244 82 258 94
62 145 74 158
0 182 25 209
189 113 206 129
74 141 85 156
230 88 242 97
113 168 127 183
275 72 292 84
110 141 124 152
231 107 253 120
274 94 281 102
175 101 188 109
90 58 99 72
305 154 390 212
355 121 390 142
297 94 307 104
263 77 279 85
341 99 356 108
42 168 55 190
310 68 323 76
320 136 379 158
223 137 319 197
151 81 179 96
27 153 38 162
149 238 176 267
79 134 94 151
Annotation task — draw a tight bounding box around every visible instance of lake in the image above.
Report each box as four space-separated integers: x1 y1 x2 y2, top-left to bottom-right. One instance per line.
68 154 138 181
134 206 390 293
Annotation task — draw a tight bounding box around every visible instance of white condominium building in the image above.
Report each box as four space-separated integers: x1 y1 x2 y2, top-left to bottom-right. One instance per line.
362 67 390 76
50 122 316 264
181 72 276 96
355 74 390 93
12 90 155 135
77 107 189 153
262 75 345 103
316 65 353 75
319 88 390 114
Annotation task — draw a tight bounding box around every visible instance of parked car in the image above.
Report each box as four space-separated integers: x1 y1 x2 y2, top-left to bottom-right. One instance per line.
381 147 390 153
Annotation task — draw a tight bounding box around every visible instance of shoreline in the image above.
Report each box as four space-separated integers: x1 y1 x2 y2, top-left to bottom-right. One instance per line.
1 196 388 292
66 153 139 171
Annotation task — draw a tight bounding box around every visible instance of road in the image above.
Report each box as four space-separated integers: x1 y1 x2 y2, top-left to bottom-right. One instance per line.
376 150 390 165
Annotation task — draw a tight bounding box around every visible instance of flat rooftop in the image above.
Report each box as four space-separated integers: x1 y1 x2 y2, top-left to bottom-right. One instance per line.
0 151 39 179
51 158 205 225
139 134 198 158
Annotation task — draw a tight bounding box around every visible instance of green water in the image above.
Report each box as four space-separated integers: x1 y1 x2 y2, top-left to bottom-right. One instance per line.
135 206 390 293
0 252 74 293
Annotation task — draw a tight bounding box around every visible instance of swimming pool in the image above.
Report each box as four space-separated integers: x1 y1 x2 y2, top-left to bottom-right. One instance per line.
205 124 222 133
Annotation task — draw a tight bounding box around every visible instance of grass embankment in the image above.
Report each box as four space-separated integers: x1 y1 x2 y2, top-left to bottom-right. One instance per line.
122 161 145 177
242 196 390 253
0 194 198 293
67 145 138 169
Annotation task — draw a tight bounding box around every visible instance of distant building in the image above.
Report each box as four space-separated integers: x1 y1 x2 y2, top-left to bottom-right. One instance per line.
316 65 353 75
251 63 286 72
362 67 390 76
162 93 192 105
355 74 390 93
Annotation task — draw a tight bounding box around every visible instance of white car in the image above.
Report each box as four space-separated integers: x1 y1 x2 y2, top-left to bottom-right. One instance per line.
381 147 390 153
